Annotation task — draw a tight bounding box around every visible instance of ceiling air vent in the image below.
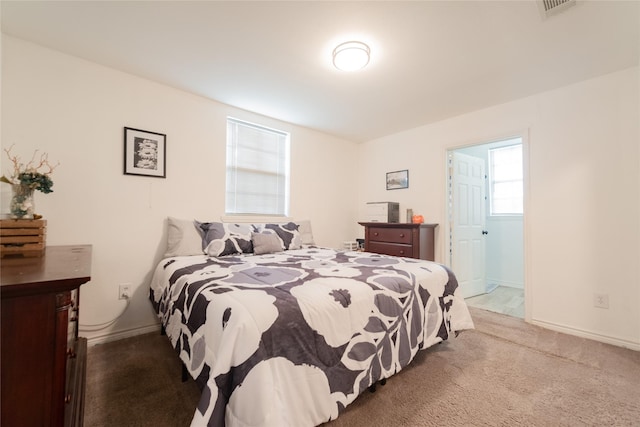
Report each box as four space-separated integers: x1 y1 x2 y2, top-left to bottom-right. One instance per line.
538 0 576 19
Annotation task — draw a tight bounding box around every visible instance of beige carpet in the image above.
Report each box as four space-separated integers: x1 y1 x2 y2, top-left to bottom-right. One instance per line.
85 308 640 426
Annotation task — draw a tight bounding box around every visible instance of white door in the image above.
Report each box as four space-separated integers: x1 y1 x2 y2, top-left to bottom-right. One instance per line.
450 152 486 298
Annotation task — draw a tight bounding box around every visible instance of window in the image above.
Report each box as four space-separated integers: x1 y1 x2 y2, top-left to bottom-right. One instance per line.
225 118 290 216
489 143 523 215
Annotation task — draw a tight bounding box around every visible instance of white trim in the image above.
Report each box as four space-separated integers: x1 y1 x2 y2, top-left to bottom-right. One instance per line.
531 318 640 351
521 129 533 324
84 323 162 347
220 215 294 223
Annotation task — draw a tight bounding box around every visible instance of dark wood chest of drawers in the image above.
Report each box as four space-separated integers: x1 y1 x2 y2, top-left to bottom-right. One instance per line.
359 222 438 261
1 245 91 427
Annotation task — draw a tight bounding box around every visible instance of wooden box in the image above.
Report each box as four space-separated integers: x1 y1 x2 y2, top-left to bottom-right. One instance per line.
0 219 47 257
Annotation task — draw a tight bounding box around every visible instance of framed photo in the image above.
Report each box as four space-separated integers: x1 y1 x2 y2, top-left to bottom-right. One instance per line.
386 169 408 190
124 127 166 178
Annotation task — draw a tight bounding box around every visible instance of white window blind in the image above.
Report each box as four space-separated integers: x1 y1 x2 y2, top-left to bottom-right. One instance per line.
489 144 523 215
226 118 290 216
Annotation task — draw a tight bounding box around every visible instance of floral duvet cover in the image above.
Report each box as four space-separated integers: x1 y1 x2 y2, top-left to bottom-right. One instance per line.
149 247 474 427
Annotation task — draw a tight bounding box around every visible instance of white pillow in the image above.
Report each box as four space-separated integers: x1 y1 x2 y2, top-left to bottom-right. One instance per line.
164 217 204 258
296 220 315 245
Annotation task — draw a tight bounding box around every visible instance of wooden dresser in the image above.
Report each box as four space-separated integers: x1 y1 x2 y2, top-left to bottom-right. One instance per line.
1 245 92 427
359 222 438 261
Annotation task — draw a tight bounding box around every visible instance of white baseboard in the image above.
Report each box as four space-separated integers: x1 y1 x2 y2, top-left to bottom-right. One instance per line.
220 215 293 223
84 323 162 347
531 318 640 351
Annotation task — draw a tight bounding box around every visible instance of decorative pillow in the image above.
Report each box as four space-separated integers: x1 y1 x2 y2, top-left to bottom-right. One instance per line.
251 232 283 255
196 221 257 256
260 222 303 250
164 217 205 258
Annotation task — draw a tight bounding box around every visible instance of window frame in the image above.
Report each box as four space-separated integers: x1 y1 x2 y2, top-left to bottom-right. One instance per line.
488 143 523 217
225 117 291 217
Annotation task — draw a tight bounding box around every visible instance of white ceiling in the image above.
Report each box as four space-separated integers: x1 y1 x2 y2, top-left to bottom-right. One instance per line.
2 1 639 142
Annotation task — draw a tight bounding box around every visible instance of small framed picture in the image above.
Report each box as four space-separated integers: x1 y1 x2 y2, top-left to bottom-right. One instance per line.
124 127 166 178
386 169 409 190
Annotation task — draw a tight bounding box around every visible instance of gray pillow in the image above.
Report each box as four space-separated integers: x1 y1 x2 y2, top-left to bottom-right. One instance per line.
164 217 205 258
252 232 283 255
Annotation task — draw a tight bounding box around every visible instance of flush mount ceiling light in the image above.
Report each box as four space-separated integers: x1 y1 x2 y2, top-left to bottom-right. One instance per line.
332 41 370 72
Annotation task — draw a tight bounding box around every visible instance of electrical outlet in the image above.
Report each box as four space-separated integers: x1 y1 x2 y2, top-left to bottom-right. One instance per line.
594 293 609 309
119 284 131 300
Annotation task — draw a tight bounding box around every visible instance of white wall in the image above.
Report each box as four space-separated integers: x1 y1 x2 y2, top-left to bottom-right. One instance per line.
356 66 640 350
1 36 359 343
485 216 524 289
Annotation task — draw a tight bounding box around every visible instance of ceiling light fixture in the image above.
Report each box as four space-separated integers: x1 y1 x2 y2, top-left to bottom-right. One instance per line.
332 41 370 72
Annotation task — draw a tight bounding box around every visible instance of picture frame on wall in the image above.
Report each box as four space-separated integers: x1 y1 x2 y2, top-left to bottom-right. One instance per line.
386 169 409 190
124 127 166 178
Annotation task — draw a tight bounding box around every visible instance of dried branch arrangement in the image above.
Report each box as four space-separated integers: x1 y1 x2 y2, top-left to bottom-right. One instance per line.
1 144 59 193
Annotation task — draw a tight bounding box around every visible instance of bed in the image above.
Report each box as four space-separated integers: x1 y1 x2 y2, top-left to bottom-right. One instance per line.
149 218 474 427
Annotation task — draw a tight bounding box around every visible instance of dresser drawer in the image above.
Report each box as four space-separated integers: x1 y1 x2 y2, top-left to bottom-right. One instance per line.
359 222 438 261
56 291 73 309
64 337 86 427
368 242 414 258
368 227 412 244
67 290 79 350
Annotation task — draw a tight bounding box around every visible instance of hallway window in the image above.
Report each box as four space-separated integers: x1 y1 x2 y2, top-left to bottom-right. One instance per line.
489 143 523 215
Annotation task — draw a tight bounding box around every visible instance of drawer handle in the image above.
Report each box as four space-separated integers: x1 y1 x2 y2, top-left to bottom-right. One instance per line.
373 232 379 236
399 250 405 254
399 233 405 238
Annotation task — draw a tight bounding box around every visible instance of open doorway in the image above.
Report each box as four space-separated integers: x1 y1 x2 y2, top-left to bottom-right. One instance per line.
447 136 525 318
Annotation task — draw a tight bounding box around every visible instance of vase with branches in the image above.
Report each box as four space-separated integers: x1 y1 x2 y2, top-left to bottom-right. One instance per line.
1 145 59 219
